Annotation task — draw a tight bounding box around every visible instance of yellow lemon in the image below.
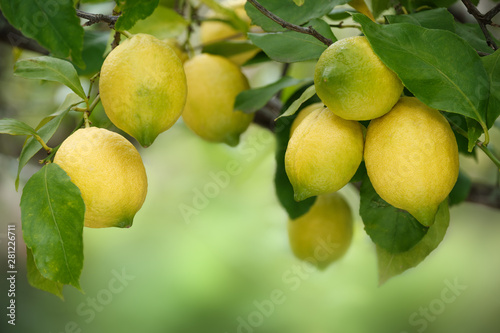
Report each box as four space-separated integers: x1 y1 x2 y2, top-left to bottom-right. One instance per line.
364 97 459 226
289 102 324 137
54 127 148 228
285 107 364 201
163 38 188 63
314 36 403 120
99 33 187 147
288 192 353 269
183 53 253 146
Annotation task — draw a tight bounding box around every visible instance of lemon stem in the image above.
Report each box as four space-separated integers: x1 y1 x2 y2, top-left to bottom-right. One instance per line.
33 134 52 154
119 30 133 39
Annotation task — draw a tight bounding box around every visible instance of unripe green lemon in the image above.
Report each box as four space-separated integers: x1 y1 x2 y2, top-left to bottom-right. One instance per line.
364 97 459 226
54 127 148 228
99 33 187 147
285 107 364 201
288 192 353 269
289 102 324 138
183 54 253 146
314 36 403 121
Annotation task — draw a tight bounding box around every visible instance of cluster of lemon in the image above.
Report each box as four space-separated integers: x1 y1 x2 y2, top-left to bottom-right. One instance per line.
54 12 254 229
286 36 459 267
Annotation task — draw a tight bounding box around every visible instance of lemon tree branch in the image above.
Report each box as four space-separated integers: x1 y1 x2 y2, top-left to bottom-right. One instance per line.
461 0 500 51
246 0 333 46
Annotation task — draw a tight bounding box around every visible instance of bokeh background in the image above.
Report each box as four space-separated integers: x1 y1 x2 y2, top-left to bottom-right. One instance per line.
1 1 500 333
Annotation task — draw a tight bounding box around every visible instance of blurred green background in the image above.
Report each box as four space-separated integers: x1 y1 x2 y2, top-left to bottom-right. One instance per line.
1 3 500 332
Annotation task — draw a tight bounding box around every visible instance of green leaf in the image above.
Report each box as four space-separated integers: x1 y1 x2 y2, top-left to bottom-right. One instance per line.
0 0 84 67
115 0 160 31
444 113 477 158
376 199 450 285
274 86 321 219
15 94 82 190
77 30 109 77
26 247 64 299
129 5 188 39
202 41 260 60
482 50 500 128
278 85 317 118
466 117 483 152
21 163 85 288
327 8 356 21
14 56 87 100
359 174 428 253
354 15 489 137
235 76 311 113
248 18 336 63
293 0 305 5
372 0 390 18
0 119 37 136
385 8 455 32
455 22 500 54
199 0 248 32
245 0 349 32
449 170 471 207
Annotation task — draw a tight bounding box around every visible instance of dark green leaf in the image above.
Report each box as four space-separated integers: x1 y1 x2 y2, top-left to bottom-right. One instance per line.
26 247 64 299
466 117 483 152
482 50 500 128
235 76 311 113
20 163 85 289
354 15 489 136
455 22 499 54
349 161 367 184
376 199 450 285
0 119 37 136
115 0 160 31
385 8 455 32
360 174 428 253
14 56 86 100
77 30 109 77
0 0 84 67
274 86 321 219
327 8 355 21
449 171 472 206
15 94 82 190
248 18 336 63
372 0 391 18
444 113 477 158
245 0 349 32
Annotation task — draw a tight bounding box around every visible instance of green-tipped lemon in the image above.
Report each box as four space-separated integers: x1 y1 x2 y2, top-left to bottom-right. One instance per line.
99 33 187 147
314 36 403 121
364 97 459 226
182 54 253 146
285 107 364 201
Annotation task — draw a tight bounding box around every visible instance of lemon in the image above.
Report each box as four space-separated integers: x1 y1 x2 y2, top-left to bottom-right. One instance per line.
364 97 459 226
183 53 253 146
99 33 187 147
285 107 364 201
288 192 353 269
289 102 324 137
163 38 188 63
54 127 148 228
314 36 403 121
200 4 259 65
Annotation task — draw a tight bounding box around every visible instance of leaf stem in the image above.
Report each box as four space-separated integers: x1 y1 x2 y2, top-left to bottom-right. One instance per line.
119 30 133 39
450 120 500 170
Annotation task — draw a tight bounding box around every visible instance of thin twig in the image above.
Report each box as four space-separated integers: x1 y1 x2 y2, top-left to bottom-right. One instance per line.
246 0 333 46
75 9 119 27
461 0 498 50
